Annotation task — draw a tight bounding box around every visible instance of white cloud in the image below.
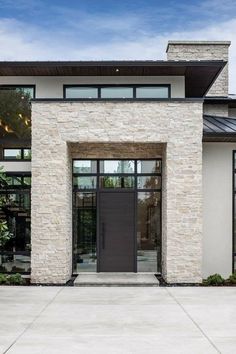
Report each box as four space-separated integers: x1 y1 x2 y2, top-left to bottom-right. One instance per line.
0 16 235 92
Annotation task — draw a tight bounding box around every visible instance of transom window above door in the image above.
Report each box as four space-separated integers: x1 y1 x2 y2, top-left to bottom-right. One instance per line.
64 85 170 99
73 159 162 190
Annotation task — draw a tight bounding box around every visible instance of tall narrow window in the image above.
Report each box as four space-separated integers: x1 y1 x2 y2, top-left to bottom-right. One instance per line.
0 174 31 273
233 151 236 272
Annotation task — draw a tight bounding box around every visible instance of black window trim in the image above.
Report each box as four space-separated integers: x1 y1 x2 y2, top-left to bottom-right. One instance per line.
0 84 36 98
0 175 31 274
2 148 31 161
4 172 31 189
233 150 236 273
63 84 171 100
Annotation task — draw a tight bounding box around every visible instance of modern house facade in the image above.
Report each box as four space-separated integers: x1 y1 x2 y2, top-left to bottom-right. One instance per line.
0 40 236 284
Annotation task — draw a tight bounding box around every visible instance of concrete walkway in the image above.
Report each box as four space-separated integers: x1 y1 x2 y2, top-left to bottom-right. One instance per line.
0 286 235 354
74 273 159 286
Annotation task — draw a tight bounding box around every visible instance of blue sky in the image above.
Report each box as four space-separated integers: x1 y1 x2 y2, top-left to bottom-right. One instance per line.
0 0 235 91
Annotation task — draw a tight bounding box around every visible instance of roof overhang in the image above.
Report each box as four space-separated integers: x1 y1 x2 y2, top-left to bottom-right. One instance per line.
0 60 226 98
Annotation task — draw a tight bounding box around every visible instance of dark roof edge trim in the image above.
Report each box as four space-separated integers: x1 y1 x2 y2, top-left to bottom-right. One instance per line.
0 60 227 67
31 98 204 103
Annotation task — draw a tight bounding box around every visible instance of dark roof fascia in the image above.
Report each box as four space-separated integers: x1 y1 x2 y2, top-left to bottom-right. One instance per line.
0 60 226 67
31 97 204 103
204 96 236 108
203 134 236 142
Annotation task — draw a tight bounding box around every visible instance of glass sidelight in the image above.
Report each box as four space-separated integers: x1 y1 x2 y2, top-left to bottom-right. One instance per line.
137 192 161 272
73 192 97 272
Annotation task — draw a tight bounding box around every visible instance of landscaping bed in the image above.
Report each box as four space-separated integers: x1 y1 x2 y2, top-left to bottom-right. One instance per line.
1 273 236 286
0 273 29 285
156 273 236 287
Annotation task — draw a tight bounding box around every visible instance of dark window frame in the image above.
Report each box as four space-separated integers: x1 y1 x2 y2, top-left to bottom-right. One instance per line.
2 148 31 161
0 84 36 98
0 173 31 274
233 151 236 272
72 158 162 275
4 172 31 188
64 84 171 100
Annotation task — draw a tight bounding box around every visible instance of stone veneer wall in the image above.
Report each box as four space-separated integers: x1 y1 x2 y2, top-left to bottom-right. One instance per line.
203 104 229 117
167 41 230 97
31 100 203 284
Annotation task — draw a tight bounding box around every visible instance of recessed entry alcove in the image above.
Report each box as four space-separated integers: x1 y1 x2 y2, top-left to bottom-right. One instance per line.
69 143 164 274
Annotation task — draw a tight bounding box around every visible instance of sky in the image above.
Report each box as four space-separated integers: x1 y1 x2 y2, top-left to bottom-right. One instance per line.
0 0 235 92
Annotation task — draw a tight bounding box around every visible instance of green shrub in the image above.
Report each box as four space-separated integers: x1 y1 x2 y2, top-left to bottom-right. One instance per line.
0 273 7 284
227 273 236 284
204 273 225 286
7 273 25 285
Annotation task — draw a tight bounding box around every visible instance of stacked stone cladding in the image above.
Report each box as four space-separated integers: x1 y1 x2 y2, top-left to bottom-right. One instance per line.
31 100 203 283
204 104 229 117
167 41 230 97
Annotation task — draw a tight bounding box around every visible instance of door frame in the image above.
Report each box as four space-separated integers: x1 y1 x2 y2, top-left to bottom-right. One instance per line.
97 189 137 272
72 158 162 274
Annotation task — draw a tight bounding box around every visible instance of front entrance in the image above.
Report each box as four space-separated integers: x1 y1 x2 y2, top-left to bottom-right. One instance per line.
99 191 135 272
73 159 161 273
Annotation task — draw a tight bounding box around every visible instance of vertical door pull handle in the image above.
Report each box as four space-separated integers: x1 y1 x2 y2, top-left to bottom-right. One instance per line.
102 222 105 249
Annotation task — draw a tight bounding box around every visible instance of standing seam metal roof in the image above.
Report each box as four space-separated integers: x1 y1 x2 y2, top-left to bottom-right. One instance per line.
203 115 236 134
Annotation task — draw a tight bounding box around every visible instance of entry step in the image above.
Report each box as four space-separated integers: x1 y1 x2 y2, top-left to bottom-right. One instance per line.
74 273 159 287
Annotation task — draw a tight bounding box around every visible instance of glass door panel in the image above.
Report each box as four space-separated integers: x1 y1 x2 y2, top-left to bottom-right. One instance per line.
73 192 97 272
137 192 161 272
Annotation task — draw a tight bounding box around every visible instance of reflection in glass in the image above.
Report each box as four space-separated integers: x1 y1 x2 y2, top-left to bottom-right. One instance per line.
0 190 31 273
23 149 31 160
4 149 21 160
73 176 96 189
73 160 97 174
66 87 98 99
0 254 30 273
23 177 31 185
137 160 161 174
100 176 134 188
138 176 161 189
234 194 236 272
101 87 133 98
136 86 169 98
100 160 135 174
74 192 96 272
137 192 161 272
234 158 236 272
7 176 22 186
16 87 34 98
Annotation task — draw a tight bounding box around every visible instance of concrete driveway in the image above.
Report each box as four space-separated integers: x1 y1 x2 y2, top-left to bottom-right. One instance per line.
0 286 235 354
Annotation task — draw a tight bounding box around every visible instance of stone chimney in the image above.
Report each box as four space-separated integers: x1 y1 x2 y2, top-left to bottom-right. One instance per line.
166 41 231 97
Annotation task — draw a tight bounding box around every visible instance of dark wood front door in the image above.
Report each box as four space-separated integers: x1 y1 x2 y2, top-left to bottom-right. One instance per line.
98 191 135 272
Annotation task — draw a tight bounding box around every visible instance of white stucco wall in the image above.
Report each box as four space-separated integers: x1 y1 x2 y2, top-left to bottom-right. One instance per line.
0 76 185 98
203 142 235 278
0 161 31 172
